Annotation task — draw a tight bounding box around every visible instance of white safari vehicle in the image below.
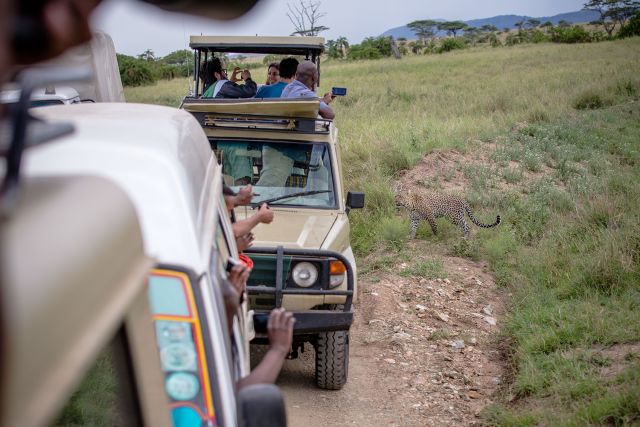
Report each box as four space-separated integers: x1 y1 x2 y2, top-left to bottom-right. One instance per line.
7 95 285 426
182 36 365 390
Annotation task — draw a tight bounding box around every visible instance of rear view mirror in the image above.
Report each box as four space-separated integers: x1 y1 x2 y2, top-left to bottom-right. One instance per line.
237 384 287 427
346 191 365 213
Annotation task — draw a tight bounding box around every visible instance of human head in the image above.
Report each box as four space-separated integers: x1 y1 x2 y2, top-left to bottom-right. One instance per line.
295 60 318 90
210 57 227 82
266 62 279 84
278 57 299 80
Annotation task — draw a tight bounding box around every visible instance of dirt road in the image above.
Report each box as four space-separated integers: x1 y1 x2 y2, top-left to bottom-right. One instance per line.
276 241 507 426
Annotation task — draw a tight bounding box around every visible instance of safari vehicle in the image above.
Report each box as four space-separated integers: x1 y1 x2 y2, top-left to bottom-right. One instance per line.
7 72 285 426
182 36 365 390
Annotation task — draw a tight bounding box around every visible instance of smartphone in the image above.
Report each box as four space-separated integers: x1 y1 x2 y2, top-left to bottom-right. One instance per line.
331 87 347 96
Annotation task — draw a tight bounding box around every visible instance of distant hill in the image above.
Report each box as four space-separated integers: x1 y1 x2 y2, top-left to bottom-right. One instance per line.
381 10 600 40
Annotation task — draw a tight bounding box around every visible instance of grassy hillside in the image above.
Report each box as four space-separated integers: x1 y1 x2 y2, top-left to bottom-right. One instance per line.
126 38 640 424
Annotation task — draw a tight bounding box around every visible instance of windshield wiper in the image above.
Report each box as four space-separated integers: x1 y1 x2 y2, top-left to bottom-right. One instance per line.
258 190 330 206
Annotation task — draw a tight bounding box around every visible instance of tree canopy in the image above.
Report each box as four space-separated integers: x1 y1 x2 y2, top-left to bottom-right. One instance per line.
407 19 439 41
437 21 469 37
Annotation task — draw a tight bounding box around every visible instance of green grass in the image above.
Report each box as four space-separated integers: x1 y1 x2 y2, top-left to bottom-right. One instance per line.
125 37 640 424
55 349 123 426
399 258 445 279
477 102 640 425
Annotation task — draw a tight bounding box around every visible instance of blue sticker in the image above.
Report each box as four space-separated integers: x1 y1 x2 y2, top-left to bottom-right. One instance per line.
166 372 200 401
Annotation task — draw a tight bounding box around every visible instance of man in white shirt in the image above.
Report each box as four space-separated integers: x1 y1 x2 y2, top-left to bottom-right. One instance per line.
281 60 335 119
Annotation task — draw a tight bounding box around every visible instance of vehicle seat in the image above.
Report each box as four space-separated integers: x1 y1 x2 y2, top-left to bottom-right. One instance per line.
285 175 307 188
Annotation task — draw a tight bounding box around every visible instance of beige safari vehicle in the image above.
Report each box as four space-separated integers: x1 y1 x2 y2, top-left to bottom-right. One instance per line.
1 68 285 427
182 36 365 390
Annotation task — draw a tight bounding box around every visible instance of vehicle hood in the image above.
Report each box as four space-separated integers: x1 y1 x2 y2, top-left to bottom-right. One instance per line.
236 208 337 249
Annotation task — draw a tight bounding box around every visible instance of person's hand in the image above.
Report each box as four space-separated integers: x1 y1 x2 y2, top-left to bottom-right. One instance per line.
322 92 334 104
228 264 249 296
257 203 274 224
230 67 242 83
221 281 240 333
267 308 295 355
235 184 253 206
241 69 252 81
236 233 254 252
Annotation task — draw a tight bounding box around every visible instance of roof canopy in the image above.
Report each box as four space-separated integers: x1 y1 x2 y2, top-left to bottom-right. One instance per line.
189 36 325 56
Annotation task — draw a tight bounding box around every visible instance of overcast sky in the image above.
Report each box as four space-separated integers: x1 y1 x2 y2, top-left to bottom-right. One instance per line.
92 0 587 57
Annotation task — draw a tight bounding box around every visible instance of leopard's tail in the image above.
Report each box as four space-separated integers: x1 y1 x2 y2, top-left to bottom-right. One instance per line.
465 204 501 228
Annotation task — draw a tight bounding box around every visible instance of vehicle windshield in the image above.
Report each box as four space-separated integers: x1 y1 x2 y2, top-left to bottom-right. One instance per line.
213 139 336 208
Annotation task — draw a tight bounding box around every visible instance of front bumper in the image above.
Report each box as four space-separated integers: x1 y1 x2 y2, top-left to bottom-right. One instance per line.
245 246 354 333
253 309 353 334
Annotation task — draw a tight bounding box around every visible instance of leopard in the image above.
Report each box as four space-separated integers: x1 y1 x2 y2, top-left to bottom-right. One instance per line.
395 189 501 239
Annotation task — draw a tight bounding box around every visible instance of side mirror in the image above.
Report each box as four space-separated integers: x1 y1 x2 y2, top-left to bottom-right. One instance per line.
237 384 287 427
346 191 365 214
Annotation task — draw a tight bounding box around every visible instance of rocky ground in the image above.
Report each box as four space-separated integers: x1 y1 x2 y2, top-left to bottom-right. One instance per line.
275 239 508 426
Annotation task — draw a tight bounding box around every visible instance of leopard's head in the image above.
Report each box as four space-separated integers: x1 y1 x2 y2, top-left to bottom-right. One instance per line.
393 185 417 210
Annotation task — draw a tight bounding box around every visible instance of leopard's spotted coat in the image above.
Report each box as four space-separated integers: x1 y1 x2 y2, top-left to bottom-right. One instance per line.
395 189 501 239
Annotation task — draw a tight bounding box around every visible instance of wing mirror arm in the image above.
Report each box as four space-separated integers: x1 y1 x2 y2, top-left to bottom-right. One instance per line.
345 191 365 215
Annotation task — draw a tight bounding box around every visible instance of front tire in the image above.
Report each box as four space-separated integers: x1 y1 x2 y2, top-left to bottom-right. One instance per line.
315 331 349 390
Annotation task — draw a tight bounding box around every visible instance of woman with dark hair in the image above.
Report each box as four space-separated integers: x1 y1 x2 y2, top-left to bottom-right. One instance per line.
265 62 279 85
202 57 257 98
255 57 298 99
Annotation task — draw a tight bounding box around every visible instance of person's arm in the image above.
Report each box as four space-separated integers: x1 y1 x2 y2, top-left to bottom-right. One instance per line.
236 308 294 388
319 92 335 119
319 102 335 119
232 203 273 237
217 74 257 98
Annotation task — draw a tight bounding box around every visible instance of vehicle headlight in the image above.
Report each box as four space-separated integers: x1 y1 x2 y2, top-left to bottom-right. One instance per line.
292 262 318 287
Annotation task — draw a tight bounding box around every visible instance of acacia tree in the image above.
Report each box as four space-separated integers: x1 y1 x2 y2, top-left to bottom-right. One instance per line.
437 21 469 37
584 0 640 36
480 24 499 32
527 18 541 29
407 19 439 42
287 0 329 36
137 49 156 62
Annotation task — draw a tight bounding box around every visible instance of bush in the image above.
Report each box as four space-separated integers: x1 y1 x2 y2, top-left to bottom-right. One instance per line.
506 31 526 46
550 26 593 44
117 54 156 87
436 37 467 53
347 37 393 60
572 90 612 110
